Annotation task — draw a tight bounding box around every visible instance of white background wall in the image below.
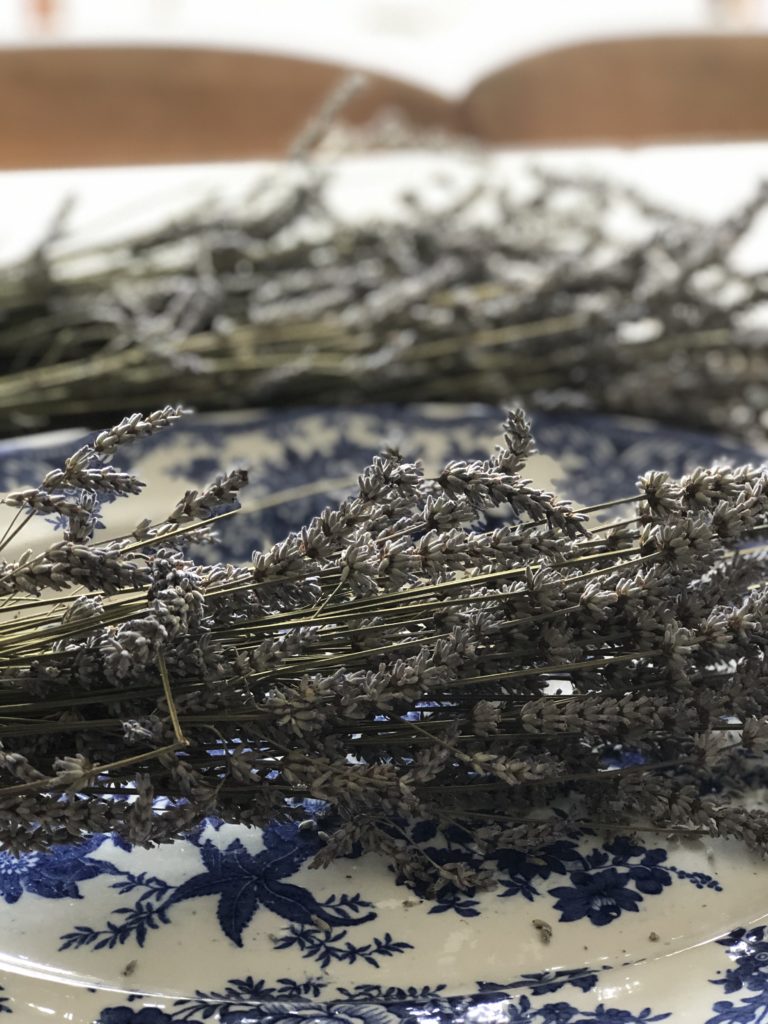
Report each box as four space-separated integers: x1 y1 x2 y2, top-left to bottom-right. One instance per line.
0 0 765 98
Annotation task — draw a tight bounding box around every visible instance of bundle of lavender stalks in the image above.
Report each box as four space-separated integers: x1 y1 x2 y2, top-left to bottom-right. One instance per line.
3 404 768 899
3 159 768 443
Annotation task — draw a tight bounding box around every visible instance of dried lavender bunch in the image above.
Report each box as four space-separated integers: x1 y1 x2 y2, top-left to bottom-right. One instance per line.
3 409 768 898
0 159 768 441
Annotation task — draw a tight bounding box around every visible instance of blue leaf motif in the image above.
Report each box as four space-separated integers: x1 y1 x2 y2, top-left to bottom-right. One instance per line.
58 822 381 957
259 879 334 925
164 830 376 949
216 882 261 949
478 969 601 996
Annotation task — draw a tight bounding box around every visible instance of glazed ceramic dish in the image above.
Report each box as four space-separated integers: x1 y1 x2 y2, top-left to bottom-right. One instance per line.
0 404 765 1024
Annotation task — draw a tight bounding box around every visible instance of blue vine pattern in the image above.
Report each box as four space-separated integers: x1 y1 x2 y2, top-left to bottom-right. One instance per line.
94 998 673 1024
705 925 768 1023
87 966 672 1024
91 970 673 1024
22 953 768 1024
272 925 411 970
53 822 400 966
477 969 605 996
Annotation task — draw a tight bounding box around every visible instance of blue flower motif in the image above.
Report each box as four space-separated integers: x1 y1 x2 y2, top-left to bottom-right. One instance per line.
257 1004 402 1024
602 837 647 864
592 1008 669 1023
389 816 721 922
502 996 537 1024
495 840 585 901
99 1010 176 1024
706 995 768 1024
535 1002 579 1024
712 926 768 996
549 868 643 925
0 856 22 905
626 865 671 897
96 988 678 1024
492 850 554 901
0 834 116 905
626 850 672 897
717 928 748 948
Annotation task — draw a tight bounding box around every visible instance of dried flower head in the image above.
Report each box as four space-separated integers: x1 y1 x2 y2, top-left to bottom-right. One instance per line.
0 408 766 898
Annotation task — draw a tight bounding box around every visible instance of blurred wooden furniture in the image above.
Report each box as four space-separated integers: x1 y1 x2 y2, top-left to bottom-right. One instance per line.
0 48 458 168
466 35 768 146
3 35 768 167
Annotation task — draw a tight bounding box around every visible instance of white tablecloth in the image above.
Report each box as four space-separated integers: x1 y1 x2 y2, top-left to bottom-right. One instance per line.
1 143 767 266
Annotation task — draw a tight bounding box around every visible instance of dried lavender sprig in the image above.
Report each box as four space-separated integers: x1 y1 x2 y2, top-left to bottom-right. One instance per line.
168 469 249 524
1 409 768 900
92 406 190 457
41 465 145 496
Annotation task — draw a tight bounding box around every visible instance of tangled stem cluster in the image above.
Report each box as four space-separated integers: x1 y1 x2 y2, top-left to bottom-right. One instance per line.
1 407 768 897
2 159 768 441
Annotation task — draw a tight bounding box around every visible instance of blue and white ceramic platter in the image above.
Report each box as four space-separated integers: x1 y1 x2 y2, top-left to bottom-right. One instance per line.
0 403 767 1024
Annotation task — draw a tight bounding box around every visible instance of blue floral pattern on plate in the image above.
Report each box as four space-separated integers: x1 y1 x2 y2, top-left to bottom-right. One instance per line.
0 405 763 1023
706 926 768 1023
92 966 672 1024
58 823 380 956
0 824 721 958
